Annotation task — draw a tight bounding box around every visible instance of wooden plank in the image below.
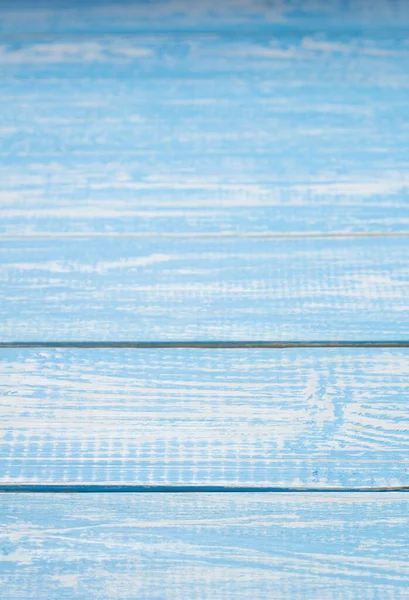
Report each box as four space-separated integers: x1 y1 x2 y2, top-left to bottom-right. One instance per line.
1 492 409 598
1 348 408 486
1 34 409 235
1 0 408 33
1 237 409 341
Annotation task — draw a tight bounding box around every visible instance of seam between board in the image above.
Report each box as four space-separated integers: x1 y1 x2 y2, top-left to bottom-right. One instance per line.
1 341 409 349
1 485 409 493
2 232 409 240
1 28 409 37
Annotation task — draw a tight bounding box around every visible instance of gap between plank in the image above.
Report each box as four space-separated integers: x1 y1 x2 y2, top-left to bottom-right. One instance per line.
2 27 409 37
1 485 409 493
2 232 409 240
1 341 409 349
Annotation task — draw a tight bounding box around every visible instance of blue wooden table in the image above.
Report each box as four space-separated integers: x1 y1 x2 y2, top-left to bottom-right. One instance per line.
1 1 409 597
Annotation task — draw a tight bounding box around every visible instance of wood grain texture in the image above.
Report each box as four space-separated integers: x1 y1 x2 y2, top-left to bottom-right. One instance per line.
1 237 409 341
1 33 409 235
1 2 409 599
1 492 409 599
1 348 409 486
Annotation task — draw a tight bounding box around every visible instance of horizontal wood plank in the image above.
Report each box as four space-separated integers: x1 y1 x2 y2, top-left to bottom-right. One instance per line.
1 0 408 33
1 348 409 486
1 237 409 341
1 492 409 598
1 34 408 235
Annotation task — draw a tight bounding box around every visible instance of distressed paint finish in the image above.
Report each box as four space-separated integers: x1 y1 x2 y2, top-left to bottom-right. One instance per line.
1 237 409 341
1 0 409 597
1 348 408 486
1 493 409 599
1 34 409 236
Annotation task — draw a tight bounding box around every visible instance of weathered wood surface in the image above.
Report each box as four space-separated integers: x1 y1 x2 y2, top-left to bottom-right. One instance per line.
1 33 409 235
1 348 408 486
1 493 409 599
1 1 409 597
1 237 409 341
